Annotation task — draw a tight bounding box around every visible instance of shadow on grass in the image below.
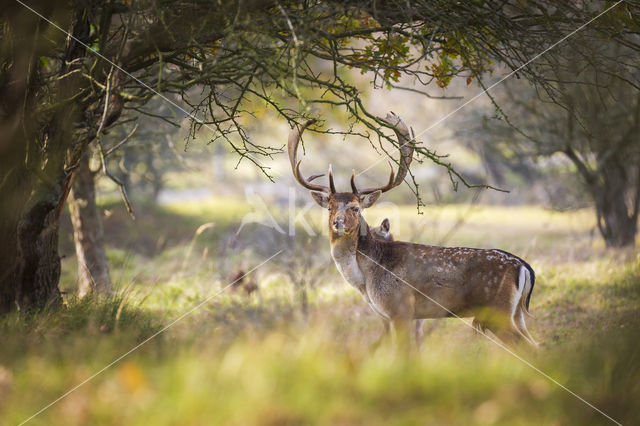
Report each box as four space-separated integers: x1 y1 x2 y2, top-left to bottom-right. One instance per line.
59 201 220 257
0 294 163 367
2 256 639 424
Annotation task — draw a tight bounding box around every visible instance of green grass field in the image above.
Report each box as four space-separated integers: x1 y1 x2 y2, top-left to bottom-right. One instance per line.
1 199 639 425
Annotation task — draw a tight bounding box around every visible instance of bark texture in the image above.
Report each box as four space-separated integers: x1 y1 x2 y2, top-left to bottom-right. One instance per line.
0 186 63 312
0 2 87 312
594 163 639 248
68 154 113 297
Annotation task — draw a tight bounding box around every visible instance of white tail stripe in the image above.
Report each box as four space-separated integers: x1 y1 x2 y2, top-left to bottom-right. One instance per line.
512 266 527 319
510 266 533 343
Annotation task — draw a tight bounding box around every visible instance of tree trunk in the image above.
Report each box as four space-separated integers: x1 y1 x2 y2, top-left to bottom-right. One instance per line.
564 145 638 248
68 153 113 297
598 205 637 248
0 3 92 313
15 199 64 310
595 191 637 248
594 163 638 248
0 168 63 312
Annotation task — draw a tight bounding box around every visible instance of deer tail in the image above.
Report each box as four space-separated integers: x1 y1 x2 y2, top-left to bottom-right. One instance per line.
518 263 535 317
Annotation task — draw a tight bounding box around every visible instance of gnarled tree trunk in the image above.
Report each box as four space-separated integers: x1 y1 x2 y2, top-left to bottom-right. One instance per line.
0 3 90 313
594 163 638 248
68 153 113 297
0 168 63 312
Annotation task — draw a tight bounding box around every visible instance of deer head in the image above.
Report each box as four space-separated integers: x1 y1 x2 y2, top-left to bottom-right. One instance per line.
372 218 393 241
288 113 414 238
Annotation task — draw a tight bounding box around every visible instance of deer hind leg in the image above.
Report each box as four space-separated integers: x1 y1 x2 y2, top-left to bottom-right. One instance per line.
473 311 523 346
479 270 531 346
515 308 538 346
478 309 528 346
511 266 538 346
471 311 532 347
494 325 528 345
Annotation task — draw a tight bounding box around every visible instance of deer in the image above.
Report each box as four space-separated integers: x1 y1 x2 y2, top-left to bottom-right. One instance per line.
288 112 537 349
229 270 260 296
372 218 393 241
371 217 429 349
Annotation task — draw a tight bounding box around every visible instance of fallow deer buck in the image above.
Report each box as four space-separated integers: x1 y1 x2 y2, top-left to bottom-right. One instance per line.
288 112 537 348
372 217 428 349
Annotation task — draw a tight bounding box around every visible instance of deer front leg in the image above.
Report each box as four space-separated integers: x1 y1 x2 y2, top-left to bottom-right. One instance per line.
373 287 417 352
372 317 392 350
414 319 426 351
390 317 413 352
366 301 392 349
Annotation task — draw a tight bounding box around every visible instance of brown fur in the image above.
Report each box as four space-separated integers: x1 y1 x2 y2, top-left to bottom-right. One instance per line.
312 188 537 348
243 280 259 295
288 112 536 349
229 270 246 291
343 211 537 347
229 270 260 296
372 218 393 241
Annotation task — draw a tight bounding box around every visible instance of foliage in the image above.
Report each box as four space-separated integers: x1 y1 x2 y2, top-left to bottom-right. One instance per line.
2 200 640 425
3 0 640 310
458 28 640 246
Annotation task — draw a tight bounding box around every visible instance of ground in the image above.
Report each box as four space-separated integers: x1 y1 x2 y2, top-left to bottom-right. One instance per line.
1 199 639 425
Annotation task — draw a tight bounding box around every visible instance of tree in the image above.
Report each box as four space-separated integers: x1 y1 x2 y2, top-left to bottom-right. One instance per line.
468 31 640 247
1 1 639 312
68 151 113 297
549 39 640 247
66 101 183 299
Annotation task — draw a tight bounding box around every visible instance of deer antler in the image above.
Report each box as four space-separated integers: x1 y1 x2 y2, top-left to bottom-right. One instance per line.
351 112 415 195
288 119 336 193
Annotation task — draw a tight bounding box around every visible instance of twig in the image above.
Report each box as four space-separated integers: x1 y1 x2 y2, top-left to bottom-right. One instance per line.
95 22 136 219
104 123 139 157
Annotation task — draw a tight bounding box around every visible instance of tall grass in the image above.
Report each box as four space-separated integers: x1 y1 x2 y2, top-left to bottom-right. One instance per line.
2 201 639 425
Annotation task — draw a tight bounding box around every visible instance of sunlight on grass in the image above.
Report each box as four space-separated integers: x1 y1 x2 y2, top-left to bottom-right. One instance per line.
3 199 638 425
3 291 638 425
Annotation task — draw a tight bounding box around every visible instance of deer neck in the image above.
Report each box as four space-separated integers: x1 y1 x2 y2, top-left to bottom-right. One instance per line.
329 217 374 295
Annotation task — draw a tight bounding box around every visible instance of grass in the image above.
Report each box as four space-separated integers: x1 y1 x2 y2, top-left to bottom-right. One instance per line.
1 198 639 425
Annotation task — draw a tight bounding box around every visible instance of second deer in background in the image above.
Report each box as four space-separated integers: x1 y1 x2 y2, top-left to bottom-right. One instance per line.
288 112 537 349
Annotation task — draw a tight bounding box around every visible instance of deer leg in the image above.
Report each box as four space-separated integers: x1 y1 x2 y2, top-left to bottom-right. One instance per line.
478 306 526 347
509 278 537 347
390 317 413 352
414 319 425 351
366 300 392 350
372 317 391 348
489 312 538 348
484 272 533 347
492 325 526 346
506 266 539 347
515 309 538 346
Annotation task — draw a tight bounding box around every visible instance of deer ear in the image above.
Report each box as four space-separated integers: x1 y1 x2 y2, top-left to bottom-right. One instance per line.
381 218 390 232
360 190 381 208
310 191 330 208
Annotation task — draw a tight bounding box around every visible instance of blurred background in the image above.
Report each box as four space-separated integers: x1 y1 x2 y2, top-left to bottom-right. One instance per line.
1 2 639 425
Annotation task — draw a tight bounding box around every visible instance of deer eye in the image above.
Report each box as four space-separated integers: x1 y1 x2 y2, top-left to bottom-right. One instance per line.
351 206 360 213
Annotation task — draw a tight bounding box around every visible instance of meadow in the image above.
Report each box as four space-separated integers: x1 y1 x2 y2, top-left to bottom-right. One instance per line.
1 198 639 425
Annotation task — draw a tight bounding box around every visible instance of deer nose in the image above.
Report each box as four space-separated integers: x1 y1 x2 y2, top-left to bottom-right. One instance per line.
333 216 345 229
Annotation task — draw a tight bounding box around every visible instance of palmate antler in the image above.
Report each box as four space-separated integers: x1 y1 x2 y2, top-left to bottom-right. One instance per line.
287 119 336 193
288 114 538 350
350 112 415 195
288 112 415 194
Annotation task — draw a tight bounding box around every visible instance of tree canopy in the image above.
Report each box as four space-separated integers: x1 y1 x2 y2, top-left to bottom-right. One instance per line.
1 0 639 311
